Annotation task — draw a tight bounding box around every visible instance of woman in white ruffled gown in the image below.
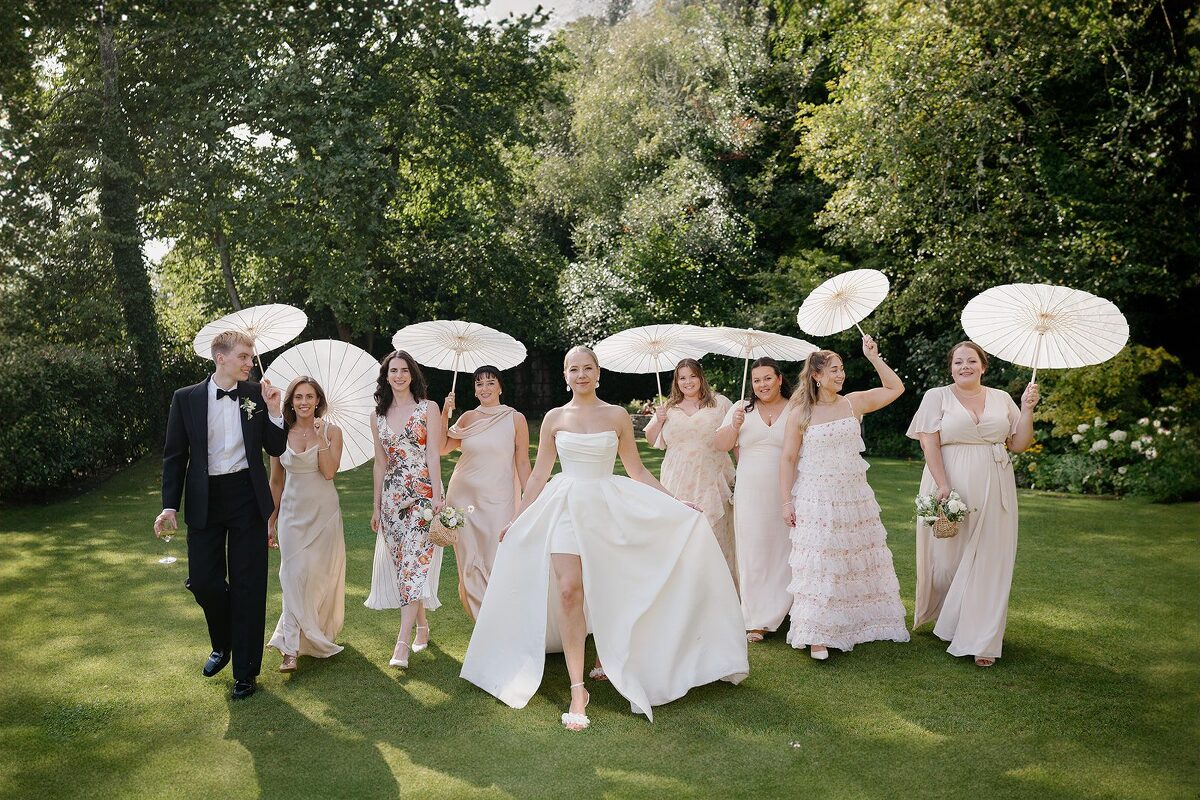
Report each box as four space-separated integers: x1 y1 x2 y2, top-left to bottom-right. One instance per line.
461 346 748 730
779 336 910 660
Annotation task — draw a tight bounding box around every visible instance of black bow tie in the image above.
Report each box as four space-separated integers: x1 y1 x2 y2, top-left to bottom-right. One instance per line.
216 387 238 401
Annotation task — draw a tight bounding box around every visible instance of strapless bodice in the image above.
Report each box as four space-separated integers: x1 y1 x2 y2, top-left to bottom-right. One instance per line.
555 430 618 479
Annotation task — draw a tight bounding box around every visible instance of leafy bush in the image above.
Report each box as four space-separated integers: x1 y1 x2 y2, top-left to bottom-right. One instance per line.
1036 345 1200 437
0 341 150 500
1013 408 1198 501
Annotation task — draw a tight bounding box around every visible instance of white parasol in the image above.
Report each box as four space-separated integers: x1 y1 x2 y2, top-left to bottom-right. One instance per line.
961 283 1129 382
193 303 308 374
263 339 379 472
691 326 819 400
796 268 890 336
593 324 711 399
391 320 527 393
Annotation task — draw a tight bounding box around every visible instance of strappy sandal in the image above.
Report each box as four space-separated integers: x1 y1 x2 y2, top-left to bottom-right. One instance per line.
746 630 765 643
974 657 995 668
389 640 410 669
588 664 607 681
279 653 298 673
561 682 590 731
412 625 430 653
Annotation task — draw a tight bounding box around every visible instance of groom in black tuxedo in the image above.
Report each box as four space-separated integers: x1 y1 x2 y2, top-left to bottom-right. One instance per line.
154 330 286 699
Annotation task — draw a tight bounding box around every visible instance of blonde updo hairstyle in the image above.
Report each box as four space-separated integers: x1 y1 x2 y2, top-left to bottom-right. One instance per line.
788 349 841 434
563 345 600 392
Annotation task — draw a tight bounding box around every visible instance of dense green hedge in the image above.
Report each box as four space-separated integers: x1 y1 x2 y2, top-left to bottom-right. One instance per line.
0 342 150 500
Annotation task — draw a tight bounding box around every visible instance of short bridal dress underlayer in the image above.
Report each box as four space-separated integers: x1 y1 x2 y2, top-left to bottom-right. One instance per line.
460 430 748 720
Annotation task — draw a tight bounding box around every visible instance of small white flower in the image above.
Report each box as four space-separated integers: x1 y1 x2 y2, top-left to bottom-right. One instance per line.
1153 419 1162 428
1140 435 1153 444
1137 417 1150 426
1093 417 1106 428
1090 439 1109 452
1077 423 1090 433
419 507 434 522
1072 433 1083 443
241 398 258 420
1131 440 1143 452
1109 430 1127 442
1118 466 1128 475
1145 447 1158 460
466 505 476 513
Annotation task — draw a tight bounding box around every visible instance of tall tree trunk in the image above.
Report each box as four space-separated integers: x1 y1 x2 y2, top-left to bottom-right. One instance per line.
214 221 242 310
96 9 164 438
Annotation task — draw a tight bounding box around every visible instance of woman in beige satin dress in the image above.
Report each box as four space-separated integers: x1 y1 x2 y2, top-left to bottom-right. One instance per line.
644 359 737 583
906 341 1038 667
267 377 346 673
442 366 532 620
715 358 794 643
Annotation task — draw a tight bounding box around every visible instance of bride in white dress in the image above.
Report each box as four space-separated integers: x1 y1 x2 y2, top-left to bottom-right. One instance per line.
460 346 748 730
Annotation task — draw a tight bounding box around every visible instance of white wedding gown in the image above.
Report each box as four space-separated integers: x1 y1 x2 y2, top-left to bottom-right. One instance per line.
460 431 748 721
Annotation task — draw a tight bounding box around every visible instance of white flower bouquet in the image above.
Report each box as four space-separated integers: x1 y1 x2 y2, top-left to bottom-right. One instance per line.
427 503 474 548
914 490 970 539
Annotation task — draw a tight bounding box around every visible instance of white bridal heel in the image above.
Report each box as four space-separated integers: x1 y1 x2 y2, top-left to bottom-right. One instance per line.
561 682 590 731
411 625 430 653
809 646 829 661
389 640 410 669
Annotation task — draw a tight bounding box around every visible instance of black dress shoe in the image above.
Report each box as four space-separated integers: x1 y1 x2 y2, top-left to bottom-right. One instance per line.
202 650 231 677
231 679 256 700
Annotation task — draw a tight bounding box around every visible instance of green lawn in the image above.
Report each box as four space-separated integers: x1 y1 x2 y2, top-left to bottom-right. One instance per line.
1 439 1197 799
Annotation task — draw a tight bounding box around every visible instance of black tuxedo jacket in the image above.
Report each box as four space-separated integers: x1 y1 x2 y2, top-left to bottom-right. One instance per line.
161 378 287 529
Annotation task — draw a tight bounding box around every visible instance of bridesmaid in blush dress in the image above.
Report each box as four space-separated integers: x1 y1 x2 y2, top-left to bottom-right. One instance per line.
907 341 1038 667
645 359 737 583
440 366 532 620
715 357 793 642
267 377 346 673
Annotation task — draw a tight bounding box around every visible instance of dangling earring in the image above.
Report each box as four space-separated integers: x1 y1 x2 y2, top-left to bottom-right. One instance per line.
595 380 600 388
566 384 572 392
815 380 821 388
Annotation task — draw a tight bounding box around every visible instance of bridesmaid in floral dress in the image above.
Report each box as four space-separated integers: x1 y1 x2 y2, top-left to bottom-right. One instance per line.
645 359 737 583
365 350 445 670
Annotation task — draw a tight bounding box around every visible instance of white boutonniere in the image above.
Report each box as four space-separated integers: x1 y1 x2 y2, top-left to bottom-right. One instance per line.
240 398 258 420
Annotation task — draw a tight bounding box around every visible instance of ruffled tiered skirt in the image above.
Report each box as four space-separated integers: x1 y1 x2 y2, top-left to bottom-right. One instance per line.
786 447 909 651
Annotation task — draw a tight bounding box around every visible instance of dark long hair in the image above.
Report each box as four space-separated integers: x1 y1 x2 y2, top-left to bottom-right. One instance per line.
374 350 428 416
744 356 792 410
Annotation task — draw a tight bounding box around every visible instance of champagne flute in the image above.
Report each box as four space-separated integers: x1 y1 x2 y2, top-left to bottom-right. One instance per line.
158 530 178 565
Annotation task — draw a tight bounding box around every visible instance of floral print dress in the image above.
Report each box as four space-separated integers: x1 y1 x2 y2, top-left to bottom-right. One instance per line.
378 401 435 605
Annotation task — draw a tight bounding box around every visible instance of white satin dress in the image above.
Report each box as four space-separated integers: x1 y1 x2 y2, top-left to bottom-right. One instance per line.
460 431 748 720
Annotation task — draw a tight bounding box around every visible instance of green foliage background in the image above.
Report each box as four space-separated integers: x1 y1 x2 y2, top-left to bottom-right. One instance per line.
1 0 1196 498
